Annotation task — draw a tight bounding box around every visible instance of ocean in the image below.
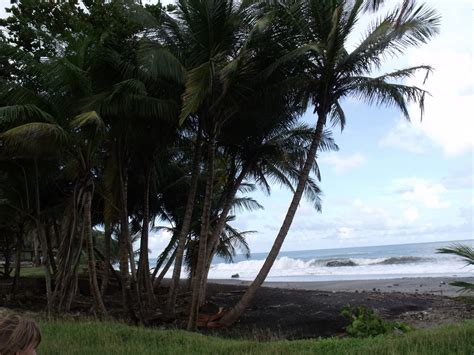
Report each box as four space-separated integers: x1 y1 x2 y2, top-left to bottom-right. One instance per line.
207 240 474 282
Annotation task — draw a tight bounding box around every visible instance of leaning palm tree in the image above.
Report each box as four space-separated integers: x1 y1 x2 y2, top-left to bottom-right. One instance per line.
219 0 440 326
437 244 474 294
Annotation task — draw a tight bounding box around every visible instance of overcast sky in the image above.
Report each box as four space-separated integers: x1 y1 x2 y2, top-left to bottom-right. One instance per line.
1 0 472 255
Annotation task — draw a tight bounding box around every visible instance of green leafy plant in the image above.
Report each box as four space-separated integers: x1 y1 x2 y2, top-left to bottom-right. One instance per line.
341 305 411 338
437 243 474 294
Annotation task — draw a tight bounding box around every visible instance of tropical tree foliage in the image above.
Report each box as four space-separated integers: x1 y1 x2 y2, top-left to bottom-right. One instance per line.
0 0 438 329
437 244 474 294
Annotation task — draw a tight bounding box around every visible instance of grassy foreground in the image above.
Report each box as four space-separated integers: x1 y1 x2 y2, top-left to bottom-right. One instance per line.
37 319 474 355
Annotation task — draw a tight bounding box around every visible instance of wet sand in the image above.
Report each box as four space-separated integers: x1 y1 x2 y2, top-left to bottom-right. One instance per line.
210 276 474 297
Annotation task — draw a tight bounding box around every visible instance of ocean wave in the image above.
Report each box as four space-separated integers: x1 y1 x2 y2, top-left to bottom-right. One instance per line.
308 256 433 267
375 256 433 265
207 255 468 280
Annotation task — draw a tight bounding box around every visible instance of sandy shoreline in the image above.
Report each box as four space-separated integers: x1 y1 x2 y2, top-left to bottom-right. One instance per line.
210 276 474 297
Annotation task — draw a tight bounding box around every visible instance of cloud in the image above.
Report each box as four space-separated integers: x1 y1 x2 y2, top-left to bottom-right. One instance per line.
394 178 450 209
404 0 473 156
407 51 473 156
442 171 474 190
403 207 420 223
378 0 473 157
149 228 174 257
318 152 366 174
378 120 430 153
337 227 355 239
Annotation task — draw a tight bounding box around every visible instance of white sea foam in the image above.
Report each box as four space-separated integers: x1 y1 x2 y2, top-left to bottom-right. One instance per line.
206 256 471 281
151 240 474 282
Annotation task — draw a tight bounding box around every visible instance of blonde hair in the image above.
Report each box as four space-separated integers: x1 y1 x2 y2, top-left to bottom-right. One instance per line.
0 310 41 355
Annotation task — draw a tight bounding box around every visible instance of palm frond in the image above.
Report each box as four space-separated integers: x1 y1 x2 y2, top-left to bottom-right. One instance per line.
0 105 55 131
230 196 263 213
448 281 474 294
179 62 212 124
138 41 186 84
437 244 474 266
346 76 428 120
70 111 105 135
1 123 67 157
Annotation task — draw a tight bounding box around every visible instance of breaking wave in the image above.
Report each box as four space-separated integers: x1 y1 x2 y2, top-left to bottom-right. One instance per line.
207 255 467 281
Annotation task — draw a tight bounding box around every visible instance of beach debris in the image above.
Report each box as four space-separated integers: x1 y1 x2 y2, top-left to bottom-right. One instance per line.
197 306 226 328
231 273 240 278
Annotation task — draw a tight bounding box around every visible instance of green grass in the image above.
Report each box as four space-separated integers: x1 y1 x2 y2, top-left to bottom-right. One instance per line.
37 319 474 355
19 266 45 277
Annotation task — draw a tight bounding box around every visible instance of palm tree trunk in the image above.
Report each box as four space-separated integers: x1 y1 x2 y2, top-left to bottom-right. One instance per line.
53 220 61 251
32 232 41 267
199 164 250 300
83 184 107 318
153 247 177 290
34 158 53 316
11 223 23 294
151 233 177 281
219 116 326 326
187 130 216 330
100 221 112 296
53 184 81 313
94 246 122 289
118 144 137 320
44 222 57 275
3 234 12 278
166 125 202 313
138 170 154 303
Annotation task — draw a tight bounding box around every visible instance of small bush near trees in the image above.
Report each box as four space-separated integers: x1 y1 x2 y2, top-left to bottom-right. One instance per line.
341 305 411 338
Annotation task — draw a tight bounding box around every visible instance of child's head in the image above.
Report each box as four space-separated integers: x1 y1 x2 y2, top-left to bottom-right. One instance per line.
0 310 41 355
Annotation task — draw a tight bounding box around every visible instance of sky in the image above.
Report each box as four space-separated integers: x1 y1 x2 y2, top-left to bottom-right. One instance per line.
1 0 473 255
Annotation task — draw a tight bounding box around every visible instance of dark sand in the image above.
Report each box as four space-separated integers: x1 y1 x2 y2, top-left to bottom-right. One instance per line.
198 279 473 339
211 276 474 297
1 276 472 340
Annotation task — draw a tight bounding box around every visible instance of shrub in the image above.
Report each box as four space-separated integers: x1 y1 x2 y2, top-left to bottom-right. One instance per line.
341 305 411 338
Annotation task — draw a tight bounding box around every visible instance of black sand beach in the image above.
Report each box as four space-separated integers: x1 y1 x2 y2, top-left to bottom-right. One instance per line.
1 276 472 340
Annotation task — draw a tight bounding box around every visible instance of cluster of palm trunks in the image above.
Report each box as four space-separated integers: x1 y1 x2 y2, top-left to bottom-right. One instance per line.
0 0 439 330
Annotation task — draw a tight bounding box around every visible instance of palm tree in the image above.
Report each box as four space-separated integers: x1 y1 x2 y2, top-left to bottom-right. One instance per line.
164 0 255 329
0 105 66 315
218 0 440 326
437 244 474 294
0 33 113 316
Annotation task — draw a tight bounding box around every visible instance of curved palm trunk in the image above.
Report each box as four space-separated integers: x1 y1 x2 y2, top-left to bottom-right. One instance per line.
151 233 177 282
219 116 326 326
154 247 177 290
166 126 202 313
83 184 107 318
137 170 154 303
187 131 216 330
